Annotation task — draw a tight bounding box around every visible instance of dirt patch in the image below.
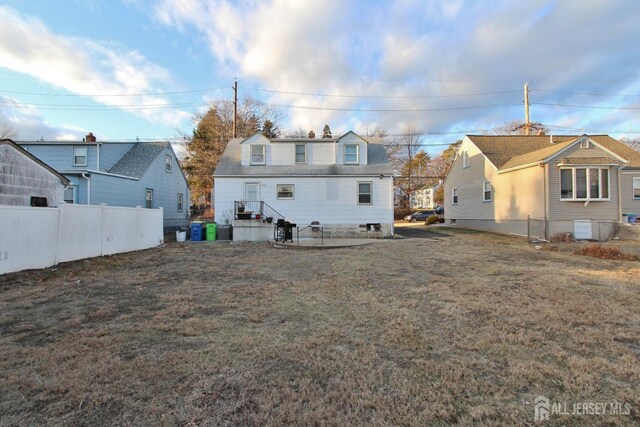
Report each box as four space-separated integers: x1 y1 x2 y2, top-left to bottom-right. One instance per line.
1 231 640 425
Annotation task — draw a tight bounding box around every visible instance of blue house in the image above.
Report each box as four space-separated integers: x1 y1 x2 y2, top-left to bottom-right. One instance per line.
18 133 189 229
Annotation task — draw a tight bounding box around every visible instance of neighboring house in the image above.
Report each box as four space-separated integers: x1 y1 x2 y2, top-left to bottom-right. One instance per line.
214 131 395 237
444 134 640 239
410 180 441 209
18 134 189 229
0 139 69 207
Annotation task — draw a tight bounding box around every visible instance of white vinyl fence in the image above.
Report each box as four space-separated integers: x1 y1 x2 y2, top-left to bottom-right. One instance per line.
0 204 163 275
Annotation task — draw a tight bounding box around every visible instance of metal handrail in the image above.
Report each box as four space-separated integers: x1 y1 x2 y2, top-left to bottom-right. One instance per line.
234 200 286 222
297 224 324 245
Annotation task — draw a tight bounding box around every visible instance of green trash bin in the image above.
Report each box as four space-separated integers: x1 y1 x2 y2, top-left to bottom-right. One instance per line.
205 223 217 241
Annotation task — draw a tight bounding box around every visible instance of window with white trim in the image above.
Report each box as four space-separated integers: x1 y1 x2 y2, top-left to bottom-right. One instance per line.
344 144 359 164
295 144 306 163
251 145 266 165
145 189 153 208
73 146 87 166
165 155 172 172
560 167 609 200
452 188 458 204
483 181 492 202
64 186 75 204
580 139 590 149
357 181 372 204
462 150 470 168
177 193 183 212
633 177 640 199
277 184 294 199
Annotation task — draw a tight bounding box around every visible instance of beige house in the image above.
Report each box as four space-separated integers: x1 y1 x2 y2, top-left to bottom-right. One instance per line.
444 134 640 240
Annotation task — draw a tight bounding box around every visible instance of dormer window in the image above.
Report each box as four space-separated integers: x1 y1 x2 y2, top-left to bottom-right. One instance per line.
580 139 589 149
251 145 266 165
344 144 359 164
295 144 306 163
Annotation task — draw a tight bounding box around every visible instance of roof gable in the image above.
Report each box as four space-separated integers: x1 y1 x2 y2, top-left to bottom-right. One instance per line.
1 139 69 185
467 134 640 171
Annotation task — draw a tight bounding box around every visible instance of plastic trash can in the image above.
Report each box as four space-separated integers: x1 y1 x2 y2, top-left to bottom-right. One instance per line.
190 222 204 241
176 231 186 242
628 213 638 224
205 223 217 240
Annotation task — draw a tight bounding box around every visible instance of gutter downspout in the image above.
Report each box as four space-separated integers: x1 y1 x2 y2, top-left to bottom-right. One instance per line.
617 166 623 223
81 172 91 204
542 163 548 240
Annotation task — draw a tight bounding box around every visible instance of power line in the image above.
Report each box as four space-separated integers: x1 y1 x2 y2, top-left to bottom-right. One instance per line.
268 102 522 112
534 102 640 110
532 89 640 97
242 87 521 99
0 87 230 97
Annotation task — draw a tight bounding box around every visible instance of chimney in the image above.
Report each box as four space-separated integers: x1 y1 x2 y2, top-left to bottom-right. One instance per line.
549 134 554 144
536 129 545 136
85 132 96 142
308 130 315 139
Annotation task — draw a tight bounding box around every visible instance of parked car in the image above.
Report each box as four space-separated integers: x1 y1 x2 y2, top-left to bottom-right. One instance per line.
404 207 444 222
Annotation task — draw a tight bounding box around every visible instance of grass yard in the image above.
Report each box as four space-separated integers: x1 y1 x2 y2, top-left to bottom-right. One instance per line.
1 227 639 426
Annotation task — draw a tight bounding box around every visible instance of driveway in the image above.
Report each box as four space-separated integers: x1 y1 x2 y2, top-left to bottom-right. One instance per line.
393 222 450 239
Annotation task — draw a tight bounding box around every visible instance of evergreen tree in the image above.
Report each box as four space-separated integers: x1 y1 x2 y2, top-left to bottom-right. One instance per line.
322 124 332 138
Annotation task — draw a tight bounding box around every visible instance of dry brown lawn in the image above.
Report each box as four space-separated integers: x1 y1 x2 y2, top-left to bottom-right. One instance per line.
1 226 639 426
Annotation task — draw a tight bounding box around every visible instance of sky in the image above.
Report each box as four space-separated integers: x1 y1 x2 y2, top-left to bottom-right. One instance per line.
0 0 639 156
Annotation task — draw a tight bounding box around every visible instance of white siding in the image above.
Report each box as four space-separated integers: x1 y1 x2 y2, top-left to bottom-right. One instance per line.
214 176 393 225
336 132 368 165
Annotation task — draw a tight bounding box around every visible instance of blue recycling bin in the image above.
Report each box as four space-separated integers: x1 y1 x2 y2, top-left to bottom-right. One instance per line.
628 213 638 224
190 222 204 241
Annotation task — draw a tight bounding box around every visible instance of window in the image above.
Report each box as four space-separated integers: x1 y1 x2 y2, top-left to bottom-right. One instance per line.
73 146 87 166
64 186 75 204
462 150 470 168
165 155 172 173
560 168 609 201
251 145 265 165
177 193 183 212
277 184 294 199
295 144 306 163
358 181 372 204
580 139 590 149
483 181 492 202
344 144 359 164
452 188 458 204
633 177 640 199
145 189 153 208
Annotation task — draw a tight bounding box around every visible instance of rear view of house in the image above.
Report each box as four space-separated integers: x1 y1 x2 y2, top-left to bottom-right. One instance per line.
18 134 189 229
444 134 640 240
214 130 394 238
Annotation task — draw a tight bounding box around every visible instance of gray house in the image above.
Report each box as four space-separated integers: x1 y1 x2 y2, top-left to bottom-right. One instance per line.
1 139 69 207
18 134 189 229
444 134 640 240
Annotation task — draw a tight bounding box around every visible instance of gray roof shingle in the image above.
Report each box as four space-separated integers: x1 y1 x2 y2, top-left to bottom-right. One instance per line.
214 135 394 177
108 142 168 178
467 135 640 170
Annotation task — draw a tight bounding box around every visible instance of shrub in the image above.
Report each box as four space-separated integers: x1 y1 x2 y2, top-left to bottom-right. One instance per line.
394 208 413 221
574 245 639 261
426 215 440 225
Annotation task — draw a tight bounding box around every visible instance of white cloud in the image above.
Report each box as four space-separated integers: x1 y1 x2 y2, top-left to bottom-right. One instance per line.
0 95 87 141
0 5 191 128
153 0 640 143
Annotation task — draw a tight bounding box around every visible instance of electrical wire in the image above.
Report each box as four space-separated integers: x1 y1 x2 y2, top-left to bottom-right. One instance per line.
532 89 640 97
0 87 230 97
534 102 640 110
242 87 521 99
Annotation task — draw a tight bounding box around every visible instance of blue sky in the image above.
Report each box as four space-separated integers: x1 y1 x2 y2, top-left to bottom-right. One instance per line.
1 0 639 155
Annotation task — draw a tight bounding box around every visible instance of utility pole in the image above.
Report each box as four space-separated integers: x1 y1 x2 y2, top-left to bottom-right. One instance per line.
232 78 238 138
524 82 530 135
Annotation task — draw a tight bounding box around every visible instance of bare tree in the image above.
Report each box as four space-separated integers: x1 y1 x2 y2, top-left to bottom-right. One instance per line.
282 128 309 138
486 119 546 135
620 137 640 152
0 123 17 140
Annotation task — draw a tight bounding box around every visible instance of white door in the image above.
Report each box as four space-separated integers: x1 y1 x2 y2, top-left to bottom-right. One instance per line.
244 182 260 202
